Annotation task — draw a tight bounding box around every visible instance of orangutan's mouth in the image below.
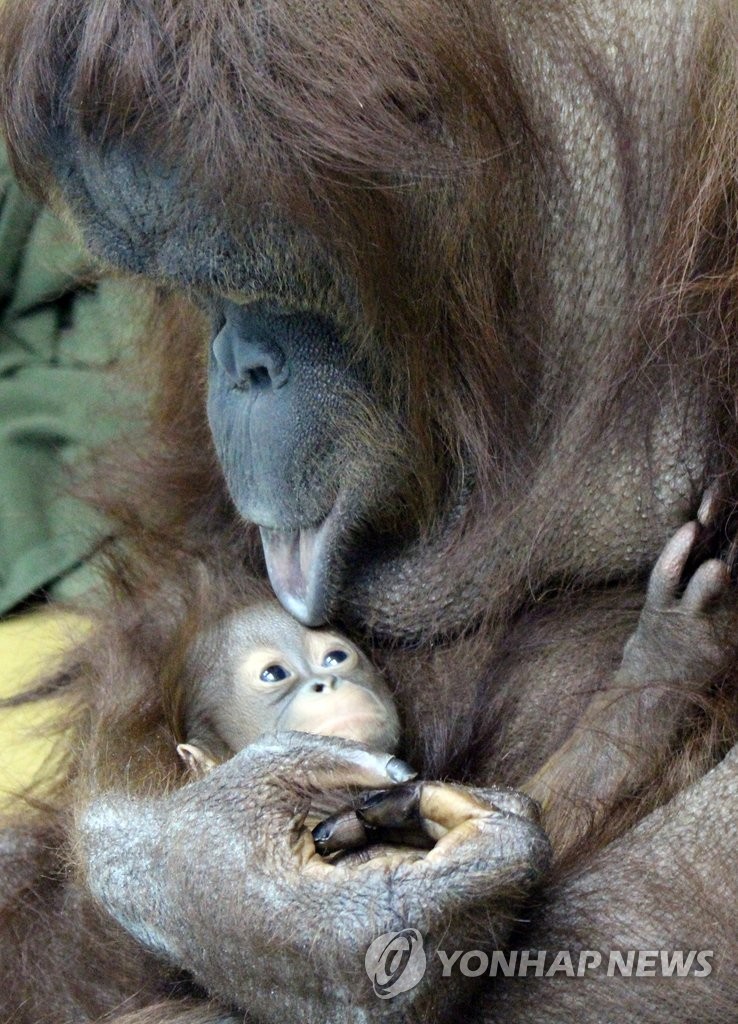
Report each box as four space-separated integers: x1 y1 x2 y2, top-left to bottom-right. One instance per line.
259 509 342 626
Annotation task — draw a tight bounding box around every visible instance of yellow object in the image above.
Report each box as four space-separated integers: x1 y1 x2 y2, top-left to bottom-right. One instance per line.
0 609 86 806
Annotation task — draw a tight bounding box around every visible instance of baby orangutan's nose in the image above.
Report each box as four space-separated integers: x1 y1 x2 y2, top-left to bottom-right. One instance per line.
310 676 338 693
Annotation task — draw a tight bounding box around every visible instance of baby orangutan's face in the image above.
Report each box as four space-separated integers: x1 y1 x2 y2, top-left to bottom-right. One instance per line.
177 605 400 776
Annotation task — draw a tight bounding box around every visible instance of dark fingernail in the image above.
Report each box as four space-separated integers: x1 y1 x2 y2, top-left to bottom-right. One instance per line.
387 757 417 782
312 813 367 854
358 789 393 810
312 820 331 842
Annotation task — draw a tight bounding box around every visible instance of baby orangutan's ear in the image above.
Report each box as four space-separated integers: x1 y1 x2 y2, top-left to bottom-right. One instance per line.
176 742 220 778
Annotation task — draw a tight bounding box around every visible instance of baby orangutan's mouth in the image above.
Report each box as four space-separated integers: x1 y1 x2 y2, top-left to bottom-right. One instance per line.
307 712 395 750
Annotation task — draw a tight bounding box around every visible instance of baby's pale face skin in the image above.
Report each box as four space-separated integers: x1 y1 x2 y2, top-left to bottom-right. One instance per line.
220 622 400 751
177 603 401 776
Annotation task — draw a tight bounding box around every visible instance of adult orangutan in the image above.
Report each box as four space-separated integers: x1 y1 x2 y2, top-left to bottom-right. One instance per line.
0 0 738 1022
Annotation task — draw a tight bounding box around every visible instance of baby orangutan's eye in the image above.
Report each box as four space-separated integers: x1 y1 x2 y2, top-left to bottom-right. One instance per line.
322 650 348 668
260 664 291 683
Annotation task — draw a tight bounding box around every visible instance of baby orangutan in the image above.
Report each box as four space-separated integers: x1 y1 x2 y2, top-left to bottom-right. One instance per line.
175 601 400 777
173 601 412 857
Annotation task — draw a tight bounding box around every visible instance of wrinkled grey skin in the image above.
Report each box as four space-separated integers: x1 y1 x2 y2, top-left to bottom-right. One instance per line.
80 736 549 1024
5 1 738 1023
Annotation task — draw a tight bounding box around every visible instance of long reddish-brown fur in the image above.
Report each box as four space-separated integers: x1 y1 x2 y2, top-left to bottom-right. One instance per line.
0 1 738 1021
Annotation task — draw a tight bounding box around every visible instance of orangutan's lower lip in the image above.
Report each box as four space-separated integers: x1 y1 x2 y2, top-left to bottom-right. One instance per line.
259 515 337 626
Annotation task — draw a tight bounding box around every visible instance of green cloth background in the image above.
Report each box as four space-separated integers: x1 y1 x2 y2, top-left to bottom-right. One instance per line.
0 144 143 614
